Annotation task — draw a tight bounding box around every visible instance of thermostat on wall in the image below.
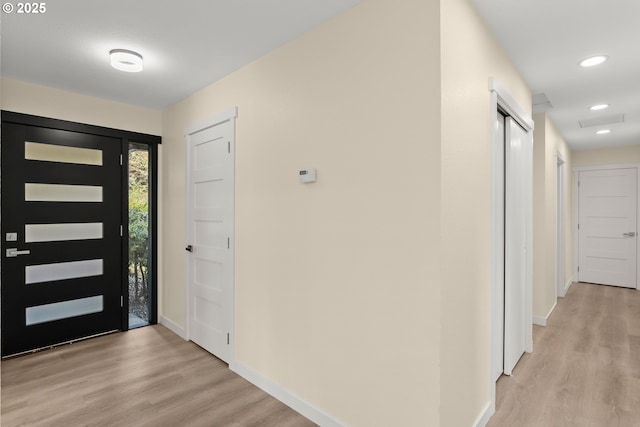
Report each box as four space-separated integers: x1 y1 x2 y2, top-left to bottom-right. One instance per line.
299 168 317 183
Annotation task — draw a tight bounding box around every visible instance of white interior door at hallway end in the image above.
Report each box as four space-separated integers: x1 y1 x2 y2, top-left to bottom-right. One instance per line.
186 116 235 363
578 168 637 288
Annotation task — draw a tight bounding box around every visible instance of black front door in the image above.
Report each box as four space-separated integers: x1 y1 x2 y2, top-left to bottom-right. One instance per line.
1 123 123 356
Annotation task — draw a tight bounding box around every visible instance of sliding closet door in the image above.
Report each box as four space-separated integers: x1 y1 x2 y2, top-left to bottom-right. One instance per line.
503 117 531 375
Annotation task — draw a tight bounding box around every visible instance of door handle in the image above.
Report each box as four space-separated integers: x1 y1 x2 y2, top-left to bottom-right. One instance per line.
623 232 636 237
185 245 193 252
6 248 31 258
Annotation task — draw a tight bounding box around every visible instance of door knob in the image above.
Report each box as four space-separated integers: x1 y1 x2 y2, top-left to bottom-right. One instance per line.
6 248 30 257
185 245 193 252
623 232 636 237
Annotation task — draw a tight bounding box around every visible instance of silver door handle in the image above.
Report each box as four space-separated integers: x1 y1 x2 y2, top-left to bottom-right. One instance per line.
6 248 31 257
623 232 636 237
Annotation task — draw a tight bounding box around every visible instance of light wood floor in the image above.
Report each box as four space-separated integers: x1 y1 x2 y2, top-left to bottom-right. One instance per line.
488 282 640 427
1 325 317 427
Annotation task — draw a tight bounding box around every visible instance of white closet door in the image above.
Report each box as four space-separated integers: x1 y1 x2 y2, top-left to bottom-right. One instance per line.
503 117 530 375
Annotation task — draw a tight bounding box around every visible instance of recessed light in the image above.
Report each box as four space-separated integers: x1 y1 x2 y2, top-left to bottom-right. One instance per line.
596 129 611 135
110 49 143 73
589 104 609 111
579 55 608 67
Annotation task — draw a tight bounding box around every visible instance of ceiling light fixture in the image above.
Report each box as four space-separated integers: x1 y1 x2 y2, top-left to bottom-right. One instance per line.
589 104 609 111
110 49 143 72
596 129 611 135
579 55 608 67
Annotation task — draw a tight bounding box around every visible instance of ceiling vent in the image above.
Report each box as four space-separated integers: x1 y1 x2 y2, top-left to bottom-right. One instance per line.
579 114 625 128
532 93 553 113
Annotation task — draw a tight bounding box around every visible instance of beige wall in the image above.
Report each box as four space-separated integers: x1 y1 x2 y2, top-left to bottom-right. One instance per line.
162 0 442 425
558 129 573 291
1 77 162 135
532 116 547 316
572 144 640 168
532 113 572 321
440 0 532 425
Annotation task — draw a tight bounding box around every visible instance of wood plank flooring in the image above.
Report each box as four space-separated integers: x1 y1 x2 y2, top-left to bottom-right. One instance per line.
1 325 317 427
488 282 640 427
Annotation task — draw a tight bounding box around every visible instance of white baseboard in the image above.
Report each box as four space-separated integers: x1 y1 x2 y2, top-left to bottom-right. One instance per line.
532 316 547 326
564 278 574 294
472 401 494 427
230 361 347 427
533 300 558 327
159 315 187 340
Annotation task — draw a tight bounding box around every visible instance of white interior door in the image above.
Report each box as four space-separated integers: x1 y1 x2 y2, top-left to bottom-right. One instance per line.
578 168 637 288
493 112 506 382
186 111 235 363
503 117 531 376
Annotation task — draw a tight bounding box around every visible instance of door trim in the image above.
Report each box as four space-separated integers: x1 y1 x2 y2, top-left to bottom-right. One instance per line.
556 152 566 297
184 106 237 362
572 163 640 290
489 78 534 411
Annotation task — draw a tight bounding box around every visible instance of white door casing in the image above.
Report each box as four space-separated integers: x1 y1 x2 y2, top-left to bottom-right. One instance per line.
185 107 236 363
557 153 566 297
503 117 532 376
578 168 637 288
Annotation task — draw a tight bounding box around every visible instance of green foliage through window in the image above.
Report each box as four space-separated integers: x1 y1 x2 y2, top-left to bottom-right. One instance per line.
129 146 150 327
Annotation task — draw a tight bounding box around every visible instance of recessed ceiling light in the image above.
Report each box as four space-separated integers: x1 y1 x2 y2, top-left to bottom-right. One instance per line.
579 55 608 67
596 129 611 135
589 104 609 111
110 49 143 73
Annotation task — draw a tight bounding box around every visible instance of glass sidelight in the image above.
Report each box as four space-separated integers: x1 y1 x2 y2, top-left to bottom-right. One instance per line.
128 143 151 329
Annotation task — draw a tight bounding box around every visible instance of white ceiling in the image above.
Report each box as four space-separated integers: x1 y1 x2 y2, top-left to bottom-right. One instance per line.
2 0 638 151
1 0 360 109
471 0 640 150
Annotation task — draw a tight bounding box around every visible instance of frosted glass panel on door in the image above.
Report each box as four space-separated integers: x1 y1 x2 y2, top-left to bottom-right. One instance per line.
25 223 103 243
25 184 103 202
25 142 103 166
25 259 103 284
25 295 103 326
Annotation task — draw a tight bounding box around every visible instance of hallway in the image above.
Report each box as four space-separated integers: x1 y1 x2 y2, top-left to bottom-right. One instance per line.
488 282 640 426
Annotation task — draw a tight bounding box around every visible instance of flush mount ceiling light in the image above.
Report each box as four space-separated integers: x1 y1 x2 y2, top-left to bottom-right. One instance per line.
579 55 608 67
589 104 609 111
596 129 611 135
110 49 143 72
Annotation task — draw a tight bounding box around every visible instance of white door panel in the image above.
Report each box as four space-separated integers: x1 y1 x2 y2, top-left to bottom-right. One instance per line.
504 117 530 376
578 168 637 288
493 112 506 382
186 116 235 363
